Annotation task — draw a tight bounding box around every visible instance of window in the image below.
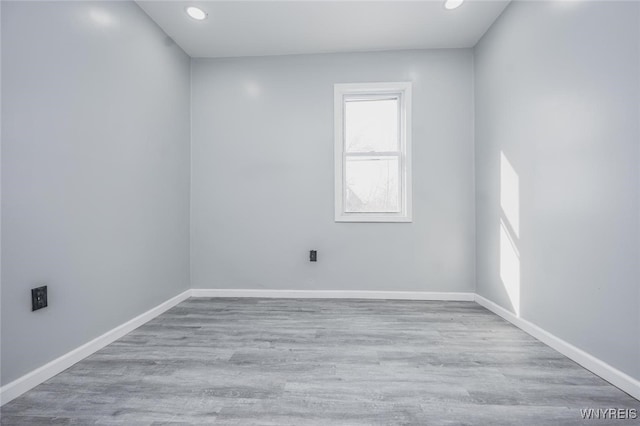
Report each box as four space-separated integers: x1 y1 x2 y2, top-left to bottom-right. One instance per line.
334 82 412 222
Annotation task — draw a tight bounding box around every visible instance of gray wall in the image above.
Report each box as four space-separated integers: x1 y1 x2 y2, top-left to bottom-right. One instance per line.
1 1 191 385
191 50 475 292
475 1 640 379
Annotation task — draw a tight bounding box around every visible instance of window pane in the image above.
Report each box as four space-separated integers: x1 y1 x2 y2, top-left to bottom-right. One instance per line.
345 98 398 153
345 156 400 213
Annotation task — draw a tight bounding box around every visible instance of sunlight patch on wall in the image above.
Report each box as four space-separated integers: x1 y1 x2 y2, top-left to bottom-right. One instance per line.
500 218 520 316
500 151 520 316
500 152 519 237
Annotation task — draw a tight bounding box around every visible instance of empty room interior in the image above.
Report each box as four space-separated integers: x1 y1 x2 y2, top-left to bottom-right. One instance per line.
1 0 639 424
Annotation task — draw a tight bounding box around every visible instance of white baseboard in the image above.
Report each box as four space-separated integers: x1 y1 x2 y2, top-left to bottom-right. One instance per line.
0 289 191 406
190 288 475 301
474 294 640 401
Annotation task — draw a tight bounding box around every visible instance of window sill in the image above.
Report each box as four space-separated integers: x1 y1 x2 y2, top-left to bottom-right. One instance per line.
335 214 412 223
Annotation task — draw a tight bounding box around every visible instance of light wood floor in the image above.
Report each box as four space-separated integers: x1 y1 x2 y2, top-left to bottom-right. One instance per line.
1 298 638 425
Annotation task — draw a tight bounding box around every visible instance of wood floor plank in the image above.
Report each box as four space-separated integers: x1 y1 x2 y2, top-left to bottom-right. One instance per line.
2 298 638 425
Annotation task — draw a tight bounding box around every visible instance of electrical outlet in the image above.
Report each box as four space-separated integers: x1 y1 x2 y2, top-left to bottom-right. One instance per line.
31 286 48 311
310 250 317 262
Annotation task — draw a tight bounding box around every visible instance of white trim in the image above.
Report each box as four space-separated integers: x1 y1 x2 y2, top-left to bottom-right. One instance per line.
0 289 191 406
474 294 640 401
191 288 474 301
334 82 412 223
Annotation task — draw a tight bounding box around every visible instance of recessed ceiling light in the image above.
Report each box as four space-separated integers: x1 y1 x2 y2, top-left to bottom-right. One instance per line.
186 6 207 21
444 0 464 10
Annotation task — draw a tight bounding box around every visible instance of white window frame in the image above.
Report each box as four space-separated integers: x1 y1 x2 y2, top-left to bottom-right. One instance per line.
334 82 412 223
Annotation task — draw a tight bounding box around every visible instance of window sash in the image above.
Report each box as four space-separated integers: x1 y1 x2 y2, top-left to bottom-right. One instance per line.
343 94 401 154
343 154 403 213
342 94 403 214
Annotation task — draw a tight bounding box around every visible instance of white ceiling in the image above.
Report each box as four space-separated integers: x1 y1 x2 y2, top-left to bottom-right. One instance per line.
137 0 511 58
